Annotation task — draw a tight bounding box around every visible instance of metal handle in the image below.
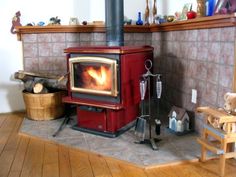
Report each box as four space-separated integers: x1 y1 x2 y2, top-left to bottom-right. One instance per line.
140 80 147 100
145 59 152 71
156 75 162 99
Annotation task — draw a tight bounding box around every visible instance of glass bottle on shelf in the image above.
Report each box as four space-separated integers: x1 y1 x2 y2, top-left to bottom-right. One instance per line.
197 0 206 17
205 0 215 16
152 0 157 24
144 0 150 25
136 12 143 25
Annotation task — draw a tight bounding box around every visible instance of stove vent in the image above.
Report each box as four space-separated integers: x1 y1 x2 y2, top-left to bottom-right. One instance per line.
105 0 124 46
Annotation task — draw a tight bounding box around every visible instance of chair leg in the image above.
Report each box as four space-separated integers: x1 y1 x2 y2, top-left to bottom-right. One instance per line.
200 146 207 162
219 140 227 177
200 129 208 162
219 155 226 177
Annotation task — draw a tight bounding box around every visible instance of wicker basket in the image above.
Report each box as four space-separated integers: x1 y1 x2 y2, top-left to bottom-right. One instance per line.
22 91 66 120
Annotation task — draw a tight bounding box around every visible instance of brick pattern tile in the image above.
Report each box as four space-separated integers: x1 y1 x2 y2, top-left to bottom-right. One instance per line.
152 27 235 133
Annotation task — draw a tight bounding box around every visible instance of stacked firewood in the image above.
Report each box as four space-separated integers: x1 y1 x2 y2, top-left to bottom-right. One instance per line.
14 70 68 94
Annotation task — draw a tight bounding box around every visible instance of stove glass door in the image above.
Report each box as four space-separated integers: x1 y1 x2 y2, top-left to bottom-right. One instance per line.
69 56 118 97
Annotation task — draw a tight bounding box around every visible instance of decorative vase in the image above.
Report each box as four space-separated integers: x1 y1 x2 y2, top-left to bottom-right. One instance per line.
152 0 157 24
197 0 206 17
144 0 150 25
136 12 143 25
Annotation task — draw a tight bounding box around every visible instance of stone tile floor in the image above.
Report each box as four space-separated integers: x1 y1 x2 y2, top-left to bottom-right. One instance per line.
19 114 201 167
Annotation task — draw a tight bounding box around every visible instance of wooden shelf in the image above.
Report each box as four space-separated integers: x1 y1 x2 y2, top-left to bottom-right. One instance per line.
150 14 236 32
15 14 236 40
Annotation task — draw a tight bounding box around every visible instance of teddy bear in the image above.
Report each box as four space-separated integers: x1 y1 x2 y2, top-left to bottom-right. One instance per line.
207 92 236 132
223 92 236 115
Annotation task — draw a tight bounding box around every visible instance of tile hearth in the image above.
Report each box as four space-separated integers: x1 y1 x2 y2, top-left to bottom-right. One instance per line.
19 116 200 167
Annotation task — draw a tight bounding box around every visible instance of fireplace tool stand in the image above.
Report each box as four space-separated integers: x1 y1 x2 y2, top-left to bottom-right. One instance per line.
135 59 162 151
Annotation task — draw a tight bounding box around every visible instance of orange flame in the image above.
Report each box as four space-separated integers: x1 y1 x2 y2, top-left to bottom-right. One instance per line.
87 66 107 85
83 66 111 91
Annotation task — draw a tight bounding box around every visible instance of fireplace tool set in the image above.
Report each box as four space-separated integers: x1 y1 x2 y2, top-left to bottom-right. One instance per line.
135 59 162 150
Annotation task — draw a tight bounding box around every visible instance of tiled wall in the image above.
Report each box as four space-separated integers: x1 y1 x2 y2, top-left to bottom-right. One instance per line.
152 27 235 132
21 28 235 133
22 32 152 75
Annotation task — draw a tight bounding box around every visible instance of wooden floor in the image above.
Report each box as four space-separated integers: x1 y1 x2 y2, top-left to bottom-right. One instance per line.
0 113 236 177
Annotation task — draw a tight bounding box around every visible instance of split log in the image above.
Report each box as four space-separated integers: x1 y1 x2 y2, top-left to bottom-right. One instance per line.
14 70 68 92
24 80 35 93
33 81 49 94
14 70 60 80
14 72 34 82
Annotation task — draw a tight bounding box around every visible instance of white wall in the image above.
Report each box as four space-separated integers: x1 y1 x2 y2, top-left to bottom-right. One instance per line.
0 0 24 113
0 0 77 113
0 0 197 113
158 0 197 16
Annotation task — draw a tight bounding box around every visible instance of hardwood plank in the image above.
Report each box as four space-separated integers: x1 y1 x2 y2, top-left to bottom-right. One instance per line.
146 166 179 177
42 142 59 177
0 114 25 177
89 154 113 177
172 164 203 177
0 114 18 132
119 164 147 177
105 159 125 177
58 145 72 177
145 168 169 177
225 159 236 177
4 117 23 151
0 115 19 155
7 171 21 177
196 160 222 177
20 138 44 177
0 149 15 177
0 114 7 128
9 136 30 175
69 149 94 177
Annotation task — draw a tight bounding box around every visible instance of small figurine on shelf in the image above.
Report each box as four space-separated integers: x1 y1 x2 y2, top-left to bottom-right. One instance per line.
144 0 150 25
136 12 143 25
124 16 132 25
179 3 191 20
37 21 45 26
10 11 22 34
187 4 197 19
158 16 166 24
82 21 87 25
26 22 35 26
48 16 61 25
152 0 157 24
69 17 78 25
166 15 175 22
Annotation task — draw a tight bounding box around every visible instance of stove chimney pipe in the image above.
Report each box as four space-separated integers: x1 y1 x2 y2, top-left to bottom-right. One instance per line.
105 0 124 46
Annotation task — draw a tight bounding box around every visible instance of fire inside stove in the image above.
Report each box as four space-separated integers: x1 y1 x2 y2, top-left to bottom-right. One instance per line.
83 65 111 90
69 56 118 97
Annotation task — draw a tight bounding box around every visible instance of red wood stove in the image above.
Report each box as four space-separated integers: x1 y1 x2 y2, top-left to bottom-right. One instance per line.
63 46 153 137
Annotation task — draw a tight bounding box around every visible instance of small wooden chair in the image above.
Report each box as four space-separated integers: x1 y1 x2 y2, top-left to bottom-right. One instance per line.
196 107 236 177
